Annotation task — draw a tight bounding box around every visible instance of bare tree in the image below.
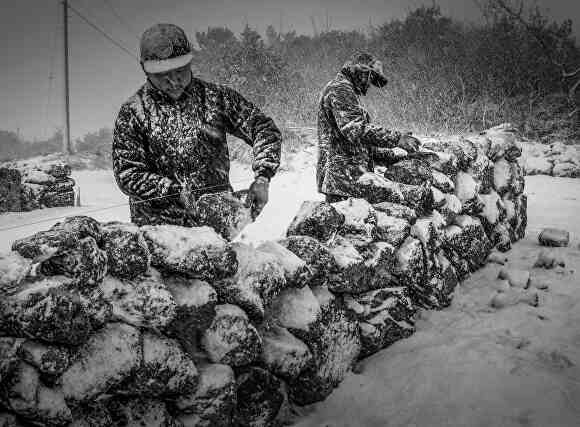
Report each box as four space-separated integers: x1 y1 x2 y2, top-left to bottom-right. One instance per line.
481 0 579 120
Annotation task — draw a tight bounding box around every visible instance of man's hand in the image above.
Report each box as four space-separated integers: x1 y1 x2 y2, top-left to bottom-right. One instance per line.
397 134 421 153
245 176 270 220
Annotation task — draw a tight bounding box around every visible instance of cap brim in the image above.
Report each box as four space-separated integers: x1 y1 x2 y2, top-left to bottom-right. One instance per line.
142 53 193 74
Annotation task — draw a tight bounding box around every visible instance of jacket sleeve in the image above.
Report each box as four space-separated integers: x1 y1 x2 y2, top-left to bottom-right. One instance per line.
329 85 401 148
112 103 181 201
221 87 282 180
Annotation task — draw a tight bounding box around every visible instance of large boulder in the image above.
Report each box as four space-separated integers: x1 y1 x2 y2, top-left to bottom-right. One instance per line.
444 216 492 270
0 277 111 346
142 225 237 281
0 361 72 426
18 340 70 384
259 325 313 379
201 304 262 367
326 237 397 293
0 252 31 296
383 159 433 185
163 276 218 355
286 201 345 242
174 363 236 427
482 123 522 161
98 273 176 329
372 201 418 224
277 235 339 287
37 236 108 287
357 174 433 216
100 222 151 280
213 242 286 322
469 152 494 194
431 170 455 193
287 286 361 405
233 366 286 427
114 332 198 397
256 240 310 288
393 237 426 289
493 158 511 195
266 286 321 334
12 221 107 287
373 211 411 247
193 192 253 241
345 287 415 357
60 323 142 403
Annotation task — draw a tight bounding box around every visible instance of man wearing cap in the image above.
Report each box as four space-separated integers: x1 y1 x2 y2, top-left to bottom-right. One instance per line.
317 51 422 203
112 23 281 226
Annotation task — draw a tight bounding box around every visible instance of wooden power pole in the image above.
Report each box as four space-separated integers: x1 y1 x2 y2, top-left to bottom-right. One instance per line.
63 0 73 154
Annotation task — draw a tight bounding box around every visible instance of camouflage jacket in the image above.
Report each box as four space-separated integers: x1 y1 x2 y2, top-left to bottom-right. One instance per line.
317 62 402 197
112 78 281 226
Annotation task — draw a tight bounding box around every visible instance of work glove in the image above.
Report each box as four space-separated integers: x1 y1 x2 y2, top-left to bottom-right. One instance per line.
245 175 270 220
397 134 421 153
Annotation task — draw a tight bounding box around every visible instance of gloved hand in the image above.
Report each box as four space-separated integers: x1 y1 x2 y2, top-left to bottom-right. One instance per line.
245 176 270 220
397 134 421 153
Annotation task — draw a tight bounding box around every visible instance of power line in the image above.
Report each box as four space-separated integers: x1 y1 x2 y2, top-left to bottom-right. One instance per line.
101 0 139 40
65 0 139 60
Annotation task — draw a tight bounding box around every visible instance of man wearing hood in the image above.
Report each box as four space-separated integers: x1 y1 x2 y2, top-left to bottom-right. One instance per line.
112 23 281 226
317 51 421 203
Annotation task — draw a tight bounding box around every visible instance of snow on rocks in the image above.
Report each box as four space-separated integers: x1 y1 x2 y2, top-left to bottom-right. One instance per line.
193 191 253 241
286 201 345 242
174 363 236 427
0 252 31 295
259 325 313 379
213 242 286 322
100 222 151 280
0 158 75 213
286 286 361 406
0 277 111 345
383 158 433 186
0 127 529 425
98 273 176 329
233 366 287 427
60 322 142 402
201 304 262 366
142 225 237 280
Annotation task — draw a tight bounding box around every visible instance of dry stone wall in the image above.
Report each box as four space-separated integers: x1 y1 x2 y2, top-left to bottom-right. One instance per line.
0 159 75 213
0 129 527 426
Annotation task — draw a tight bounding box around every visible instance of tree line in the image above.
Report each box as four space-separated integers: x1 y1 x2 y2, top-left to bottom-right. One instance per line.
1 1 578 163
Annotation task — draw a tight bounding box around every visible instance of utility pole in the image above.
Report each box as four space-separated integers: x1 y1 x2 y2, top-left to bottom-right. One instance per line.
62 0 73 154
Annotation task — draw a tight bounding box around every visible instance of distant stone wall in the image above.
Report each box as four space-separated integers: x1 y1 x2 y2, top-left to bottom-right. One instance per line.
0 158 75 213
0 128 527 426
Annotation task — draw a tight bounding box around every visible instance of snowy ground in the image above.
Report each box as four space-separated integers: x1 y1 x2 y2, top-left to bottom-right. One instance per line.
1 163 580 427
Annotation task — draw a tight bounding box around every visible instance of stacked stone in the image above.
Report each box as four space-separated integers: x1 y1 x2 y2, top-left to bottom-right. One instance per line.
0 159 75 212
0 207 362 425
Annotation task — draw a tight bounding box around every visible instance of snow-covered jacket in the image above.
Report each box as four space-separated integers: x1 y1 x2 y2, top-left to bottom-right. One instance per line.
112 78 281 226
316 61 402 197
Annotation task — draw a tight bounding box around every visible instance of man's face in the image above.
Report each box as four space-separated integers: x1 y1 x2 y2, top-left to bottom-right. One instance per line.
147 63 192 100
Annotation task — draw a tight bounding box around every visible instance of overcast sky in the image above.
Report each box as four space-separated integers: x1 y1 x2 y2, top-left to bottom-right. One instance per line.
0 0 578 140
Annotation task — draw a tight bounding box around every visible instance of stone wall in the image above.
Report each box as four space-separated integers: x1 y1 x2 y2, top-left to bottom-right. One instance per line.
0 130 527 426
0 159 75 213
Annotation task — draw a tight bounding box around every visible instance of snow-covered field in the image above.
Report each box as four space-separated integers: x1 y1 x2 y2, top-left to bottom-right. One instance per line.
1 163 580 427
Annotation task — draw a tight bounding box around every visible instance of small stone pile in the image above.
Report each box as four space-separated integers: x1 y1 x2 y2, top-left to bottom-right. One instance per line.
522 140 580 178
0 158 75 213
0 128 528 426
